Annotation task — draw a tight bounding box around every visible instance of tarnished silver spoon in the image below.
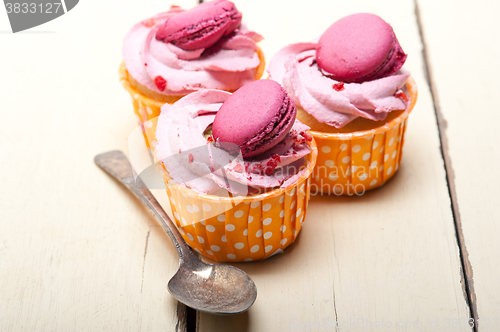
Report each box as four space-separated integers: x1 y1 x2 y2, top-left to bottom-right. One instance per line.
95 150 257 314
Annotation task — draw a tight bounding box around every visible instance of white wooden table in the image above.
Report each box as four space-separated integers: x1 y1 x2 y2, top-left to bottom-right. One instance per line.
1 0 498 331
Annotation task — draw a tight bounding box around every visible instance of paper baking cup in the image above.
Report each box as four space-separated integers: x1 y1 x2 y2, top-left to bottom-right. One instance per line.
310 77 418 195
119 63 181 150
158 140 317 262
119 49 266 149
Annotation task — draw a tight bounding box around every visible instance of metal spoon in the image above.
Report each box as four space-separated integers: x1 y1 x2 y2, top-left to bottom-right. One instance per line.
95 150 257 314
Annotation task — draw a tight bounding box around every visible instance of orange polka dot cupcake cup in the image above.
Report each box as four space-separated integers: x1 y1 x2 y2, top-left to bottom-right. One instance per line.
157 140 318 263
310 77 418 195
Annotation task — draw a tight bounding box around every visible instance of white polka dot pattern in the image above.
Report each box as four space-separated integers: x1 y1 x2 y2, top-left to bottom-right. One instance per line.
161 145 315 262
309 106 412 195
250 201 260 209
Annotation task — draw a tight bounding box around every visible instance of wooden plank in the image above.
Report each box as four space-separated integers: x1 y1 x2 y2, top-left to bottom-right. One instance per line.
199 0 472 331
0 0 199 331
417 0 500 330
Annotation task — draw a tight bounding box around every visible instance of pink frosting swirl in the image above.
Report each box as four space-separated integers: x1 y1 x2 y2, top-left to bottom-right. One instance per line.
123 7 263 96
155 90 312 195
268 43 410 128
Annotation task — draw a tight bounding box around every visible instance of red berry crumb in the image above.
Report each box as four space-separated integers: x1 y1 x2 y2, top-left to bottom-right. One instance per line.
332 82 345 92
233 164 243 173
264 159 278 175
247 176 252 181
395 91 409 102
154 76 167 91
207 136 214 142
142 18 155 27
188 153 194 163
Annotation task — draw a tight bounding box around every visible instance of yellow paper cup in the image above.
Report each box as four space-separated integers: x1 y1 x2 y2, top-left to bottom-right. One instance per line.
119 48 266 149
119 63 182 149
309 77 418 195
158 139 318 262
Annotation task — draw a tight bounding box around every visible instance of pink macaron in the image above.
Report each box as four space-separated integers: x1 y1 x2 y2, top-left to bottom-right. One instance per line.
212 80 297 158
155 0 242 51
316 13 407 83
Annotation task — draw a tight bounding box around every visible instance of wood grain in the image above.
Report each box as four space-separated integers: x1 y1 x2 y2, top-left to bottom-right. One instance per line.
0 1 198 331
417 0 500 330
198 0 472 331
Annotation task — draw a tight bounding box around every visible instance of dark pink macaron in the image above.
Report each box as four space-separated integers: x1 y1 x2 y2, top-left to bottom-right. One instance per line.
156 0 242 51
316 13 407 83
212 80 297 159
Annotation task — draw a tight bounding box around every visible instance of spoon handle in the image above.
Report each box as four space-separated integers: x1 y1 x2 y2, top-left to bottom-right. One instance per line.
94 150 194 262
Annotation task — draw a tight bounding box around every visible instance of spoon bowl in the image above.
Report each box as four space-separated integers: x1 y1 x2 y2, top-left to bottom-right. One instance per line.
95 150 257 314
169 262 256 314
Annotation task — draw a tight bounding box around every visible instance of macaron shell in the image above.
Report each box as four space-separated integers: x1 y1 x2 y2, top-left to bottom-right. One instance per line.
156 0 242 51
316 13 407 83
212 80 296 158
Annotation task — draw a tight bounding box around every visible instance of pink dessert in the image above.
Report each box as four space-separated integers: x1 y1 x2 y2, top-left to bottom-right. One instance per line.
123 1 263 97
268 13 410 129
155 84 313 195
316 13 407 83
156 0 242 51
213 80 296 158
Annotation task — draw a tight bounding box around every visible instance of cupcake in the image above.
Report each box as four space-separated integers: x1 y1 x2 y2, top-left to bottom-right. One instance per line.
155 80 317 262
120 0 265 148
268 13 418 195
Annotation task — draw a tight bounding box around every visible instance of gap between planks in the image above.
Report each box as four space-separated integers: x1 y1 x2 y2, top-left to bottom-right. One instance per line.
414 0 478 331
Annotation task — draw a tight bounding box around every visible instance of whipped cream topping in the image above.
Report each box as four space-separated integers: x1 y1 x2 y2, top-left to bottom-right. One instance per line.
268 43 410 128
155 90 312 195
123 7 263 96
